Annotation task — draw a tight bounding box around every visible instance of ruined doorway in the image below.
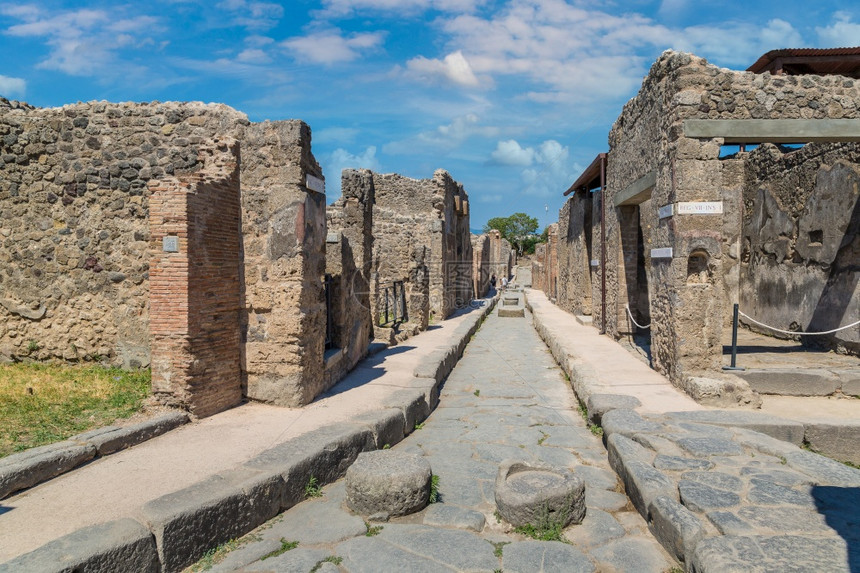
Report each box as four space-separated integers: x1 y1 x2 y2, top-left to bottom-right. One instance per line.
618 204 652 361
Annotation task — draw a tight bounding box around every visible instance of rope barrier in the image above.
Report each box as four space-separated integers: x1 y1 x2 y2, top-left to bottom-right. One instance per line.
624 304 651 330
738 311 860 336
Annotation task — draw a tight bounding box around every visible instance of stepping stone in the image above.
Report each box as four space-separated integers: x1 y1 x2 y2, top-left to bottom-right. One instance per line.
494 460 585 528
422 504 486 532
346 451 431 518
498 308 525 317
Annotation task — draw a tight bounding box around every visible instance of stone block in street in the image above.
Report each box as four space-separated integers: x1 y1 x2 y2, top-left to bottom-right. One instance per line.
622 460 677 520
0 518 158 573
665 409 805 444
691 534 851 573
676 437 744 457
86 411 189 455
601 409 662 439
562 508 626 548
648 495 706 565
737 368 840 396
495 459 586 528
346 450 432 517
498 307 525 317
679 480 741 512
588 536 674 573
422 504 486 532
0 442 95 499
586 394 641 425
351 408 407 450
784 450 860 487
653 454 714 471
803 421 860 466
502 540 596 573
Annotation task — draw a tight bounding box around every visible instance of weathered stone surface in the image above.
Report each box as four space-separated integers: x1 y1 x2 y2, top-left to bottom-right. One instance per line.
586 394 641 425
495 460 586 528
244 422 375 507
239 547 330 573
679 480 741 512
682 375 762 408
681 470 743 491
691 535 851 573
648 495 706 564
623 460 677 520
263 486 366 544
653 454 714 471
738 368 840 396
0 442 95 498
784 450 860 486
0 518 158 573
140 468 284 572
585 488 630 512
502 540 597 573
351 408 407 450
563 508 626 548
803 421 860 466
85 412 189 455
335 524 498 572
498 307 525 317
345 451 432 517
382 389 431 435
731 427 800 457
588 536 675 573
422 504 486 532
667 405 806 445
607 433 656 482
706 511 755 536
676 437 744 457
601 409 662 438
747 477 816 507
735 505 833 534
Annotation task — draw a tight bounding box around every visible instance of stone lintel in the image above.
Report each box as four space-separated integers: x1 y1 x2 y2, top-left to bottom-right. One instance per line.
614 171 656 207
684 119 860 143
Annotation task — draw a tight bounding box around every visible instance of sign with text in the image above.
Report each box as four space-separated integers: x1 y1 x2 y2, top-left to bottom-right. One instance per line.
306 174 325 194
677 201 723 215
651 247 673 259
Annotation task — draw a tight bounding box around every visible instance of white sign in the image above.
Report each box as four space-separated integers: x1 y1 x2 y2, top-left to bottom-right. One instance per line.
306 174 325 194
162 236 178 253
676 201 722 215
590 260 599 267
651 247 673 259
658 204 674 219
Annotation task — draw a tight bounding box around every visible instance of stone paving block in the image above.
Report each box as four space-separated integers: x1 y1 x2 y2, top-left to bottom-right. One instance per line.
498 307 525 317
738 467 813 486
601 409 663 440
747 477 816 507
140 468 284 572
665 410 804 445
731 427 799 457
0 442 95 499
263 486 366 545
335 524 498 573
840 371 860 397
351 407 406 449
206 539 283 573
607 433 655 484
502 540 596 573
691 535 851 573
588 536 674 573
676 437 744 457
346 451 431 517
585 488 630 512
678 480 741 513
422 504 486 532
562 508 626 548
653 454 714 472
586 394 641 426
383 389 431 434
622 460 677 521
0 518 158 573
239 547 330 573
735 505 833 534
706 510 755 536
681 471 743 491
784 449 860 486
244 422 375 507
648 495 706 565
631 433 685 457
574 464 619 491
803 421 860 466
68 426 121 442
738 368 840 396
86 411 189 455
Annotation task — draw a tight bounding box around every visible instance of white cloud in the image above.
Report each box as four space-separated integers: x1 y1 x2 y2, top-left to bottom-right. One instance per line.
236 48 271 63
215 0 283 29
419 113 500 146
490 139 534 166
314 127 361 145
478 193 503 203
671 19 803 67
816 13 860 48
0 75 26 97
318 0 485 17
513 139 579 197
282 29 385 64
405 50 482 87
323 146 382 199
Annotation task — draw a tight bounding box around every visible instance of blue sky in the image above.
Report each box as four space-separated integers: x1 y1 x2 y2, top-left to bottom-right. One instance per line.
1 1 858 230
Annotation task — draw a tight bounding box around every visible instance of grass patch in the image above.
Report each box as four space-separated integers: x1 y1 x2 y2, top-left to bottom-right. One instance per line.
537 430 549 445
473 389 480 397
260 538 299 561
186 535 260 572
365 522 383 536
512 503 571 543
304 475 323 498
0 363 151 458
429 474 440 503
310 556 343 572
490 540 509 558
414 421 425 430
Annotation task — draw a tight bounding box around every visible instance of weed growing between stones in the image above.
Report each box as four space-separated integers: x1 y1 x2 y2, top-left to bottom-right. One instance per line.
429 474 441 503
802 441 860 469
490 540 510 558
474 389 480 397
382 443 391 449
26 340 39 354
260 538 299 561
304 475 323 498
310 556 343 572
494 510 502 523
414 421 426 430
574 397 603 437
186 533 261 572
589 424 604 437
513 503 569 543
537 430 549 445
365 522 383 536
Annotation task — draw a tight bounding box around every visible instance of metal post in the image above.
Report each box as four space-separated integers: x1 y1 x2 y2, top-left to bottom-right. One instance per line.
723 303 745 371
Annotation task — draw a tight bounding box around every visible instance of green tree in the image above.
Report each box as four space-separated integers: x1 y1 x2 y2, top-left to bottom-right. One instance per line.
483 213 540 254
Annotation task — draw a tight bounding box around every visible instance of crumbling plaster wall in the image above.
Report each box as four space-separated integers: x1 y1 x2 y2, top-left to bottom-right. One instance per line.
606 50 860 385
0 98 327 413
740 142 860 355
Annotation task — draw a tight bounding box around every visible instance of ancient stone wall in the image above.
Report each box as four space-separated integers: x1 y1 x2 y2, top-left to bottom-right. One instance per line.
486 230 512 282
0 98 327 414
324 169 375 388
471 233 490 298
740 142 860 355
557 193 597 317
531 243 547 291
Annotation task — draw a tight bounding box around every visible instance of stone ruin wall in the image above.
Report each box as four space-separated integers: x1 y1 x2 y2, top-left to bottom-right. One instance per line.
324 169 375 388
740 142 860 355
606 50 860 384
471 233 490 298
486 230 512 282
0 98 327 415
557 192 598 317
